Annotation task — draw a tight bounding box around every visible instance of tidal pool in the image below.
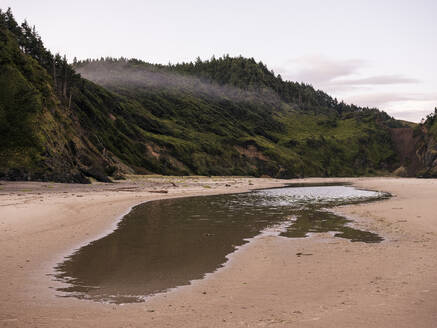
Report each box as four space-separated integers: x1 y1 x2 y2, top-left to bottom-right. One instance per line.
54 184 389 303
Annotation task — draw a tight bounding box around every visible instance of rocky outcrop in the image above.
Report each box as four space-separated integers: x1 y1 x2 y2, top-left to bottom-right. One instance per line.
390 127 423 176
417 136 437 177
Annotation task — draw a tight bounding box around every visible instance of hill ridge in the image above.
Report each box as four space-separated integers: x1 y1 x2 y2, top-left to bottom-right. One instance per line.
1 7 436 182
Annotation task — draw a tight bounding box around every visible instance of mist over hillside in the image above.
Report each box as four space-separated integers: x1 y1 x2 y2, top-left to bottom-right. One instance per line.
75 59 283 107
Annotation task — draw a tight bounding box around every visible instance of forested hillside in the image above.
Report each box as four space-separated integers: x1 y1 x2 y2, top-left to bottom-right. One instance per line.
73 57 404 177
1 7 434 182
0 8 140 182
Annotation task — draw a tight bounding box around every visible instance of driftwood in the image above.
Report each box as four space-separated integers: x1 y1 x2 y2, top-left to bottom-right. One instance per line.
148 190 169 194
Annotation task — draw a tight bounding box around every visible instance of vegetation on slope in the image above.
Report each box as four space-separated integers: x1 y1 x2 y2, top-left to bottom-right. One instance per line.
0 7 425 182
0 9 137 181
0 11 85 181
75 57 403 177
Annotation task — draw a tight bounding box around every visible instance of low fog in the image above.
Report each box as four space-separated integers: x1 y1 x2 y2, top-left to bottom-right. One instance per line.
75 60 283 107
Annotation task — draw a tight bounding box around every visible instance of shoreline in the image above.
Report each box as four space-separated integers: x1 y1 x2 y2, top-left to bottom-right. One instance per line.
1 176 290 306
1 177 437 327
47 178 292 293
49 177 369 302
48 184 290 304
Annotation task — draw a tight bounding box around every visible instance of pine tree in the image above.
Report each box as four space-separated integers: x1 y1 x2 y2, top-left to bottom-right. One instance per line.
4 8 21 37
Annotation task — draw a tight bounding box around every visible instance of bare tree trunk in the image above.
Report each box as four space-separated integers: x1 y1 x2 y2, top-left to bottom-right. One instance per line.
53 60 57 90
68 92 72 110
63 67 67 98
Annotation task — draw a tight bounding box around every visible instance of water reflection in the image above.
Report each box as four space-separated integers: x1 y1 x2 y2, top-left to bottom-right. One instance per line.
54 184 389 303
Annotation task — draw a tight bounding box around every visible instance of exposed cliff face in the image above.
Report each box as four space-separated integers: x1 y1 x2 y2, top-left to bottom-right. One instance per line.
417 124 437 177
389 116 437 178
422 142 437 177
390 127 424 176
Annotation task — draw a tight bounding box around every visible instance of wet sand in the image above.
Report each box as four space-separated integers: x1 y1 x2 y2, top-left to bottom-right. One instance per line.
0 177 436 327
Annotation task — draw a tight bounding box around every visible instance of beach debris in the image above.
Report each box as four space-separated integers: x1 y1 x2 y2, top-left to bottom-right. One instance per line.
148 190 168 193
296 252 313 257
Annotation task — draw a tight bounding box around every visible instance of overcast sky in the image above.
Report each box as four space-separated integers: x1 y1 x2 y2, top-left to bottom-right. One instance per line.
2 0 436 122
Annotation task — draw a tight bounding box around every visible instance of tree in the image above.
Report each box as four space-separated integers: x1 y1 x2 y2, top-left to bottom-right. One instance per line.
4 8 21 37
62 55 68 97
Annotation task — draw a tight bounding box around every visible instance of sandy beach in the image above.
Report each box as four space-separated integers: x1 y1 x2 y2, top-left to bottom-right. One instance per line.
0 176 436 327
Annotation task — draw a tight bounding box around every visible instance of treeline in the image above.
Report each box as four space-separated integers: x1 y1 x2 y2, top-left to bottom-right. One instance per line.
170 56 402 126
1 5 400 129
0 8 77 106
423 107 437 139
77 56 344 112
76 56 399 126
172 55 339 111
423 107 437 127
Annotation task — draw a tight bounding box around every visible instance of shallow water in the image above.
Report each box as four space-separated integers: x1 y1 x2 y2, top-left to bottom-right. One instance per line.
54 184 389 303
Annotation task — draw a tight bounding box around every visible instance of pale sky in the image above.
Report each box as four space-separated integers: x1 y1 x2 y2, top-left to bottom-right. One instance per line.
2 0 436 122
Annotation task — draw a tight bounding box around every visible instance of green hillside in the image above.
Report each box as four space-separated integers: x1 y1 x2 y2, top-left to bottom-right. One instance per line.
74 57 402 177
1 7 428 182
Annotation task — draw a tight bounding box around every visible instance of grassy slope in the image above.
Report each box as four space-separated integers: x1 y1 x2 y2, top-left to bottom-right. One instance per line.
75 59 400 178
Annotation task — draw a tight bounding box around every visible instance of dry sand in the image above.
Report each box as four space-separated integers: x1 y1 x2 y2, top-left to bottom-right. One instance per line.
0 176 436 327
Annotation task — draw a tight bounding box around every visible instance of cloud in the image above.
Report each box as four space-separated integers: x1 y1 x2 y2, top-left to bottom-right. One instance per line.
389 109 435 122
277 55 419 89
343 92 436 122
288 55 364 84
345 92 437 107
274 55 434 122
344 93 412 108
334 74 420 86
